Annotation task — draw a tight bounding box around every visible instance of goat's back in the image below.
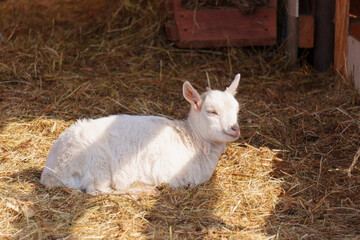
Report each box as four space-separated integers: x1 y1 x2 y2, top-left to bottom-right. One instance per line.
40 114 216 193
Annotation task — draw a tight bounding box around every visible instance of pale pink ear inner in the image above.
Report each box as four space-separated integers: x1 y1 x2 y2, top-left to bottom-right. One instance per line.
183 82 202 111
193 98 202 111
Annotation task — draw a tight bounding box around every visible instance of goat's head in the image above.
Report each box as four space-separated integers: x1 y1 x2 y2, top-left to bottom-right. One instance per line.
183 74 240 144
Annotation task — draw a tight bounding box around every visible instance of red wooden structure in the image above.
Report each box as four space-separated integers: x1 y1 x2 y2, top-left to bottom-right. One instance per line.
165 0 277 48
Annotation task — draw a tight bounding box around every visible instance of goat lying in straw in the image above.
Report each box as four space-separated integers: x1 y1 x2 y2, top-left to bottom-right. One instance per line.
40 74 241 194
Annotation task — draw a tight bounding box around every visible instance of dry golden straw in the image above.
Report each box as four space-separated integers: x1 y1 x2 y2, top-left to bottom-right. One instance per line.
0 0 359 239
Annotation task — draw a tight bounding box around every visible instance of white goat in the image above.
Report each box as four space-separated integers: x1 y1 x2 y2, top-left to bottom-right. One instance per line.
40 74 241 194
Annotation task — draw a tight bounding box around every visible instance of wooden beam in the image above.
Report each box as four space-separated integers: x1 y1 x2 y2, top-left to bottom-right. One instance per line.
334 0 350 76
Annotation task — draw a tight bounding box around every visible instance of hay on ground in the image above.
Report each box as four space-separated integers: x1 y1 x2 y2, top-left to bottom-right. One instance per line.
0 0 359 239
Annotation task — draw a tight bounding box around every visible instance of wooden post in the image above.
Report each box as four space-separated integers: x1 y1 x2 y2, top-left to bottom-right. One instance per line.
334 0 350 76
286 0 299 68
314 0 335 72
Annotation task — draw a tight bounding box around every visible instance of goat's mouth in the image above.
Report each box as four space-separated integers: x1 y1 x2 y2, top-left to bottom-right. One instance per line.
223 131 240 139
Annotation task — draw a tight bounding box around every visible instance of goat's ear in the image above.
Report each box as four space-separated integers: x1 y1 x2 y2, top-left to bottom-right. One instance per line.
183 81 202 111
226 73 240 96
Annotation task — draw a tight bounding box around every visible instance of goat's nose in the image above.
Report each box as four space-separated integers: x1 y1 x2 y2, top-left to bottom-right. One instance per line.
231 123 240 133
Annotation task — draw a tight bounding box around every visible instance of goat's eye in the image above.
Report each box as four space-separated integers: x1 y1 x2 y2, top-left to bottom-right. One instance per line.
207 110 218 115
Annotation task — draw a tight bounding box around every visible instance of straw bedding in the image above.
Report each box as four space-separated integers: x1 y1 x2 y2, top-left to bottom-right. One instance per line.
0 0 359 239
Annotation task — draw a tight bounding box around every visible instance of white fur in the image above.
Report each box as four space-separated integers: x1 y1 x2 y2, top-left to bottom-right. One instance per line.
40 74 241 194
